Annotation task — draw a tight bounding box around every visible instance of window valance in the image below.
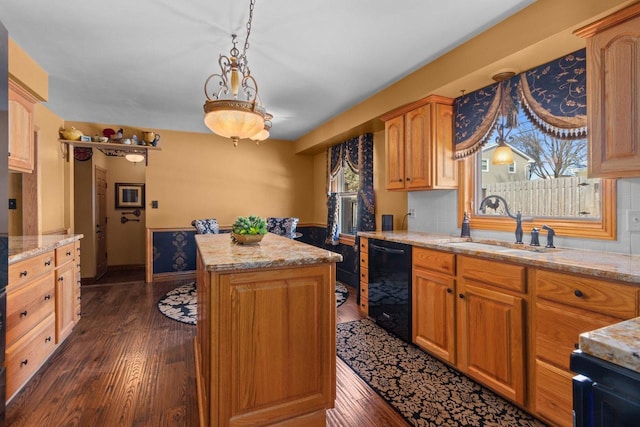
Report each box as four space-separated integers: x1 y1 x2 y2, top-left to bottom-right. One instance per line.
454 49 587 159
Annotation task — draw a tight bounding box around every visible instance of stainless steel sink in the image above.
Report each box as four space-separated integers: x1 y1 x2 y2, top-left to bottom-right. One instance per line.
446 239 556 253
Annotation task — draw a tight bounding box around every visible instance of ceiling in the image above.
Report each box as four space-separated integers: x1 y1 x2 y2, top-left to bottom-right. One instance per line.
1 0 536 141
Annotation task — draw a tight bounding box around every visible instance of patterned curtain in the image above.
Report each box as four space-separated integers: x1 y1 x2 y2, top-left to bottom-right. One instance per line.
454 48 587 159
325 133 375 244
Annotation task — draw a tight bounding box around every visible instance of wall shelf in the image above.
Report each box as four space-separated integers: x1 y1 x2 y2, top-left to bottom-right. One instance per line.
59 139 161 165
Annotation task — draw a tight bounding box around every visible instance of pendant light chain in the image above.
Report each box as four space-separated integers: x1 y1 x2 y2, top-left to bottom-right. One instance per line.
243 0 255 58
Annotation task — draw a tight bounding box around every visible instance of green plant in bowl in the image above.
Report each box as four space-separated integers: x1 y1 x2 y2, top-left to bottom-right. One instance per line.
231 215 267 243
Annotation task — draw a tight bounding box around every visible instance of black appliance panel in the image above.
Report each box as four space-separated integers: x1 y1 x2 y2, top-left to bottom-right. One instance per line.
368 239 412 342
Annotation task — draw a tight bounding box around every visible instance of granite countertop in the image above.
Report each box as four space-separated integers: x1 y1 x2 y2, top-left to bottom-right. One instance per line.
579 317 640 373
196 232 343 272
9 234 84 264
358 230 640 285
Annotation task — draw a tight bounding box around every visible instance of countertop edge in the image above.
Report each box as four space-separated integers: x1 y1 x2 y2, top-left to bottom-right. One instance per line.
358 231 640 285
579 317 640 374
9 234 84 264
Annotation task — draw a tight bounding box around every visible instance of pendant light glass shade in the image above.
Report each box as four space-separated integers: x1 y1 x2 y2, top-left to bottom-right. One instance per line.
125 153 145 163
204 99 265 144
492 141 514 165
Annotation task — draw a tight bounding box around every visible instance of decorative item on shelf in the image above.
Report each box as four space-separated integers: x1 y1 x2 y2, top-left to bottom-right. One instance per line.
230 215 267 244
80 135 92 142
103 128 116 138
203 0 273 146
59 126 84 141
142 131 161 146
73 147 93 161
92 135 109 143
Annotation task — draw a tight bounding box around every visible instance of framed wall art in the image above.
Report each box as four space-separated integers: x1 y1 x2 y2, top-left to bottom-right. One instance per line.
115 183 145 209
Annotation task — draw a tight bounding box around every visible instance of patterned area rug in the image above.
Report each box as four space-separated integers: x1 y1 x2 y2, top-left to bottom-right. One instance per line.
157 282 197 325
158 281 350 325
336 282 349 307
337 319 547 427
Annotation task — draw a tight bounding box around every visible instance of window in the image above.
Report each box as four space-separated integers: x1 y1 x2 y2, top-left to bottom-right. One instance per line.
329 163 359 236
481 159 489 172
508 162 516 174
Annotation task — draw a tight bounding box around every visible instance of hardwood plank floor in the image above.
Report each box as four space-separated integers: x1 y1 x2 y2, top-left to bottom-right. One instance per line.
7 277 407 426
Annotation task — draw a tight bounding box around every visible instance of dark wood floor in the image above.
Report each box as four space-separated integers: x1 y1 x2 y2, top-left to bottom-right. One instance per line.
7 274 407 426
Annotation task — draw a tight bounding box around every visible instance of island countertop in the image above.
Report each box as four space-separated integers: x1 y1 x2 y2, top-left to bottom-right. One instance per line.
358 230 640 285
9 234 84 263
195 232 343 272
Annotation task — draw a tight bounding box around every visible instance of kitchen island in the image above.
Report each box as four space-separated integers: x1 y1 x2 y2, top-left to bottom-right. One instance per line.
194 232 343 427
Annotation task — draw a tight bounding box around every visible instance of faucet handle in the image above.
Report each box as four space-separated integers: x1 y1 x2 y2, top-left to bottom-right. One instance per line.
530 227 540 246
541 224 555 248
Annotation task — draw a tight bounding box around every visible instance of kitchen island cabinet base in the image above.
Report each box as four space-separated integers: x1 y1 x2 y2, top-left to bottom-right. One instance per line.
195 236 339 427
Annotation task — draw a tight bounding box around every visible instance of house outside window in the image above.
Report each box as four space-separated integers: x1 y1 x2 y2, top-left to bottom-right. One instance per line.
329 164 359 235
481 159 489 172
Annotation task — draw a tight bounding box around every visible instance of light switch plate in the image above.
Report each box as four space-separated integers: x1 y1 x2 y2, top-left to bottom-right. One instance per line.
628 210 640 232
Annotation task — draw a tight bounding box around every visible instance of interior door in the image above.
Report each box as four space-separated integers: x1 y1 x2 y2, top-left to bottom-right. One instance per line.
95 167 108 280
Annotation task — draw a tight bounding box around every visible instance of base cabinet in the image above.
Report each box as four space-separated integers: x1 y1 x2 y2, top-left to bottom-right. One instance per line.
196 250 336 427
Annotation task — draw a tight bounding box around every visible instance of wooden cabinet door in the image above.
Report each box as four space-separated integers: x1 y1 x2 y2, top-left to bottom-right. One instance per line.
433 102 457 188
405 105 431 189
8 81 35 173
578 6 640 178
385 115 406 190
55 262 75 343
457 281 525 404
413 267 455 363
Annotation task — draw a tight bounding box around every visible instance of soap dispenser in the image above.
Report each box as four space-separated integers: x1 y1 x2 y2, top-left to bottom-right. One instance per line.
460 212 471 238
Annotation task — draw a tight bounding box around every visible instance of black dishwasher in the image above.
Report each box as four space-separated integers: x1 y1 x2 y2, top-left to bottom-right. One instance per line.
368 239 412 343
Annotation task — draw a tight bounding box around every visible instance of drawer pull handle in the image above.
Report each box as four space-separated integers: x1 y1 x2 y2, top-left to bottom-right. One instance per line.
58 277 64 282
45 336 52 343
574 343 579 349
446 288 452 294
458 293 465 299
44 294 51 300
574 289 584 298
20 310 28 318
66 251 72 256
20 270 28 277
20 359 28 367
45 260 52 266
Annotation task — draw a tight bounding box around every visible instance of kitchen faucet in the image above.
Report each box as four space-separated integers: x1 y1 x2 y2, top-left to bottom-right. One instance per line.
478 195 532 244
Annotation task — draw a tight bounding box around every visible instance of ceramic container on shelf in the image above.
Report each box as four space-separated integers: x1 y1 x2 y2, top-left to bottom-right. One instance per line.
59 126 84 141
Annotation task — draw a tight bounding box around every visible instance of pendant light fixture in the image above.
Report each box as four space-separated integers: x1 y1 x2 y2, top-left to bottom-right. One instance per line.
125 153 145 163
491 70 517 165
492 119 515 165
203 0 271 146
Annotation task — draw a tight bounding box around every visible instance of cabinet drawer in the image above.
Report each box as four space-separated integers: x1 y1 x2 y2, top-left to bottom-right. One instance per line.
360 266 368 283
360 282 368 300
458 256 526 293
359 238 368 254
535 269 638 318
7 272 55 346
56 243 75 266
8 252 55 290
535 301 620 371
413 248 455 275
359 252 368 268
534 360 573 427
6 314 56 399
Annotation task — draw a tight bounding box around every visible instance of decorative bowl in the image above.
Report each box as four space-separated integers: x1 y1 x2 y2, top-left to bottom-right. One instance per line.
231 232 264 244
92 136 109 143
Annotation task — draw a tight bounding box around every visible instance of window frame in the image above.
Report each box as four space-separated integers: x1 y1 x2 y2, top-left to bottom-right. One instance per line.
481 159 489 172
330 163 360 243
457 156 617 240
507 161 516 174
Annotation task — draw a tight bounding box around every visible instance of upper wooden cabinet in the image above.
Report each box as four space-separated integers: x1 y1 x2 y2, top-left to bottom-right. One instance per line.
8 80 38 173
575 3 640 178
381 95 458 191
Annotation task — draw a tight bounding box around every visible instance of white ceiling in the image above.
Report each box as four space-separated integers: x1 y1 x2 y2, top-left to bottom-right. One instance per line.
1 0 535 141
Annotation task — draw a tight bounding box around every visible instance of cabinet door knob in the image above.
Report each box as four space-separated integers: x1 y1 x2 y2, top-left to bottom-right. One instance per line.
20 270 28 277
44 294 51 300
458 293 464 299
20 310 28 318
20 359 28 367
45 336 52 343
45 259 52 266
446 288 452 294
66 251 72 256
406 177 411 181
58 277 64 282
574 289 584 298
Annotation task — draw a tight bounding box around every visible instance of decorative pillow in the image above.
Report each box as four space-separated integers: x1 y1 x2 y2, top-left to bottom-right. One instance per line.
192 218 219 234
266 217 299 239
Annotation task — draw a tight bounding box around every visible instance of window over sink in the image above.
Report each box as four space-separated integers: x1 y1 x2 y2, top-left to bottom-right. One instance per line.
329 162 359 236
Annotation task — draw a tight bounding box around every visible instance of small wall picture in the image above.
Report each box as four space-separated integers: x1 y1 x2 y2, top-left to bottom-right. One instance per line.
115 183 145 209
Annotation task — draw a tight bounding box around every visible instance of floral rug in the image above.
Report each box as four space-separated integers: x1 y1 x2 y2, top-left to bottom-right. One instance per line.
158 281 350 325
337 318 547 427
